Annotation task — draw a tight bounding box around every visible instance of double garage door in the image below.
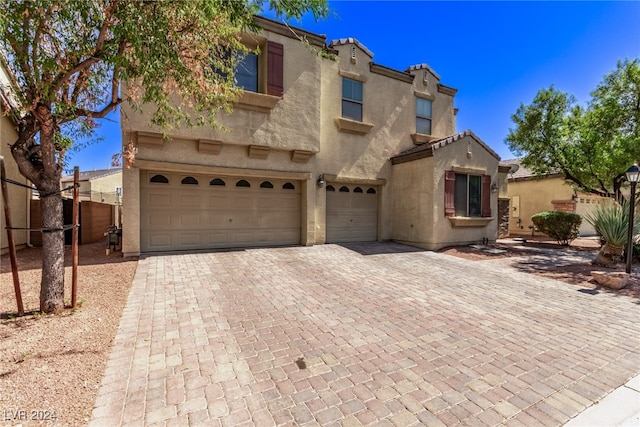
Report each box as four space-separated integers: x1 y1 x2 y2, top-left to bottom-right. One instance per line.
140 171 301 252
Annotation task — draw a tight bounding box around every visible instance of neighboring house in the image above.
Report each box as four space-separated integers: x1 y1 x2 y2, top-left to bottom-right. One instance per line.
61 168 122 205
502 159 609 237
0 53 29 254
121 16 504 256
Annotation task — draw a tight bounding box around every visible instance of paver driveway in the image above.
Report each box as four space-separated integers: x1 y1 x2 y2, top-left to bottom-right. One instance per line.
91 243 640 426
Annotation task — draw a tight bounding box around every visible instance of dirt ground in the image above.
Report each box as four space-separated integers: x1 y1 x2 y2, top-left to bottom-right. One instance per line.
439 236 640 300
1 236 639 426
0 241 137 426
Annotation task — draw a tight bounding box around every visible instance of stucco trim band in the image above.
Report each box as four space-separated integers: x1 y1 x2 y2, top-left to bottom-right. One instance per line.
369 63 414 84
323 174 386 186
136 131 164 148
134 159 312 181
411 133 439 145
234 91 280 113
254 16 327 48
198 139 222 155
437 83 458 96
451 166 487 175
448 217 494 227
334 117 375 135
413 90 436 101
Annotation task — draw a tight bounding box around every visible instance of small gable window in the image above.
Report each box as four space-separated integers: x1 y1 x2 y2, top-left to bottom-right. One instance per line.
236 179 251 188
367 188 376 194
181 176 198 185
353 187 363 193
342 77 363 122
282 182 295 190
260 181 274 188
210 178 226 186
326 185 335 192
150 174 169 184
416 98 432 135
339 186 350 192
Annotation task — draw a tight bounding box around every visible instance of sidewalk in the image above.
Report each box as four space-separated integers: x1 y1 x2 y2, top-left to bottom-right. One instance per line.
566 374 640 426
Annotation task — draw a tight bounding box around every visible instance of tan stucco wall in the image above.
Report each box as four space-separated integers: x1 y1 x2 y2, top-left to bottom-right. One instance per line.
507 176 574 236
1 114 29 253
392 136 499 250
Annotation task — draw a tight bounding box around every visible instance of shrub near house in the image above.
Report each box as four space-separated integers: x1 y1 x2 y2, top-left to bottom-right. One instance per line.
531 211 581 245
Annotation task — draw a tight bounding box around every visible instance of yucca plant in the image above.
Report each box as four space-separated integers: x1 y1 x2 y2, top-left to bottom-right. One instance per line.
584 201 640 267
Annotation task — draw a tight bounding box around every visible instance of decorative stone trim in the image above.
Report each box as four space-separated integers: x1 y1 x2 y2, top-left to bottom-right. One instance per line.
291 150 313 163
334 117 374 135
338 69 367 83
448 217 494 227
136 131 164 148
411 133 438 145
197 139 222 155
234 91 280 113
414 90 435 101
248 145 270 159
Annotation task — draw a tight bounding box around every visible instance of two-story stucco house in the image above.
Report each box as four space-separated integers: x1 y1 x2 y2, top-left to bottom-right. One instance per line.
120 16 505 256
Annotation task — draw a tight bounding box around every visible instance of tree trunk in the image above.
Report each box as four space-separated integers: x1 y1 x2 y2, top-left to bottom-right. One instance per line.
38 181 66 312
593 242 624 267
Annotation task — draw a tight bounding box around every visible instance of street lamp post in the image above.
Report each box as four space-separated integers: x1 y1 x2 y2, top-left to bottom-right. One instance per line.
625 163 640 274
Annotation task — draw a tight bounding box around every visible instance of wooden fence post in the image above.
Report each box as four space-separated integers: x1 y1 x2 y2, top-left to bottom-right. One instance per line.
0 156 24 315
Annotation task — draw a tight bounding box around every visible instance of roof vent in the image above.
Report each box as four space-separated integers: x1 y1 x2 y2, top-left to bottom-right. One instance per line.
350 45 357 64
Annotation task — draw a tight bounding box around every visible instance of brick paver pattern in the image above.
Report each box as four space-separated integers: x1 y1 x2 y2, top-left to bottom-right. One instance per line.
90 243 640 426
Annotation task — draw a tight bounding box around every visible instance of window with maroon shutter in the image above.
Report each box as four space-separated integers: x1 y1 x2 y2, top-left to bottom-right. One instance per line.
482 175 491 217
444 170 455 217
267 41 283 97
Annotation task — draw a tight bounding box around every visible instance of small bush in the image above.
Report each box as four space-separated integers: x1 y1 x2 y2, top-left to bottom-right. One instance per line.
531 211 582 245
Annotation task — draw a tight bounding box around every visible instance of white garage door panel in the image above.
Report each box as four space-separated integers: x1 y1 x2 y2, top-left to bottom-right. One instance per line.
326 186 378 243
140 172 301 252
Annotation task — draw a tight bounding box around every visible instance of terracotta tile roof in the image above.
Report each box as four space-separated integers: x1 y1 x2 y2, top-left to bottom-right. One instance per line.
405 63 441 81
391 130 500 165
499 159 562 180
328 38 374 58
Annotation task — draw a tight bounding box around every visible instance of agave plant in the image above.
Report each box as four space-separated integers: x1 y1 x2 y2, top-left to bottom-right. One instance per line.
584 200 640 267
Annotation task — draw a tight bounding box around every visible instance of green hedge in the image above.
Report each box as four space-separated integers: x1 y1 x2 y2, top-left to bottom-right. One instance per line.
531 211 582 246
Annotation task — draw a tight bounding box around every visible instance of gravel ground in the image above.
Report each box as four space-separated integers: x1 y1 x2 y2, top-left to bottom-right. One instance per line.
0 241 137 426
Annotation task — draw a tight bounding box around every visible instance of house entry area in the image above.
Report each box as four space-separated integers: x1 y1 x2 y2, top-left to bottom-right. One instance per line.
325 183 378 243
139 171 301 252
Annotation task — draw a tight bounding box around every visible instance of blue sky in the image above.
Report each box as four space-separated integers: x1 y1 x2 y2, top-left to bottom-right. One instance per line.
66 1 640 172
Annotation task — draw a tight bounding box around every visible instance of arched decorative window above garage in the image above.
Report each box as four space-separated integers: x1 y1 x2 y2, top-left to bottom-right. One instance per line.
260 181 274 188
367 188 376 194
181 176 198 185
354 187 363 193
282 182 295 190
150 174 169 184
209 178 226 186
236 179 251 187
326 185 335 192
339 186 350 192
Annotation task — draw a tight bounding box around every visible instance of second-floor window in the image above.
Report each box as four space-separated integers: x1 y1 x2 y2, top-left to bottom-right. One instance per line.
342 77 363 121
416 98 432 135
235 52 258 92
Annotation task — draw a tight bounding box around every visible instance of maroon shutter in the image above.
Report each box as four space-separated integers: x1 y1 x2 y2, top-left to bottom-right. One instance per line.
444 170 455 217
267 41 283 96
482 175 492 217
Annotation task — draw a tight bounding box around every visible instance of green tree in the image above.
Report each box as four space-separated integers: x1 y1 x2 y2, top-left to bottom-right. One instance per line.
0 0 328 313
506 59 640 200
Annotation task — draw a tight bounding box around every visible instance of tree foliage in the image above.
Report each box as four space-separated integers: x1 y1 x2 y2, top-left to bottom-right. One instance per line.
506 59 640 200
0 0 328 312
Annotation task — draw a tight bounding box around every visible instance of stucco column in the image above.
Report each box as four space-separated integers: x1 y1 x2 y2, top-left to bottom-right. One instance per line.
122 166 140 257
302 178 316 246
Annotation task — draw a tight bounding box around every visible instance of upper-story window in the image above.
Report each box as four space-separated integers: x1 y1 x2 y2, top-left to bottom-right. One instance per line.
235 52 258 92
342 77 363 121
216 41 283 97
416 98 432 135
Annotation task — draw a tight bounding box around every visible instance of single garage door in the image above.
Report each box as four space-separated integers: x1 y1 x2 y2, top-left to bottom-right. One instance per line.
326 184 378 243
140 171 301 252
